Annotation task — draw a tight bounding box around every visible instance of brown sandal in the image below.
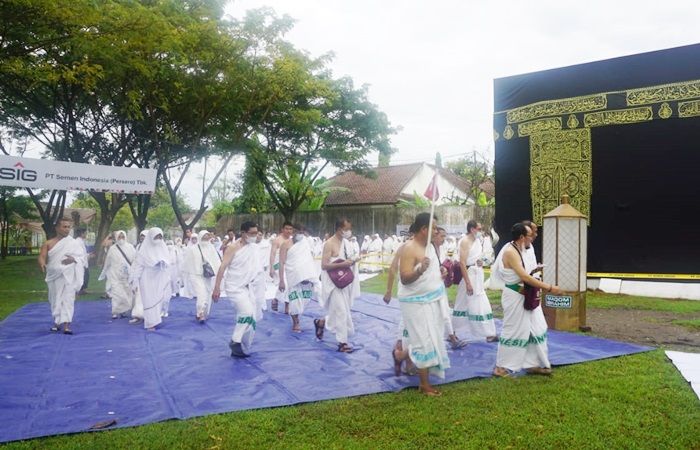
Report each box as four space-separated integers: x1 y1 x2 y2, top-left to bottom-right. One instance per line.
418 386 442 397
525 367 552 376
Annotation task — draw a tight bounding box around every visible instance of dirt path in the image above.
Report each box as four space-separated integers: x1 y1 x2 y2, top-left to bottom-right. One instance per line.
586 309 700 353
489 303 700 352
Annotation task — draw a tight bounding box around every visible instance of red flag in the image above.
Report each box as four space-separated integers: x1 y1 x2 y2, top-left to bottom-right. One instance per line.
424 173 439 201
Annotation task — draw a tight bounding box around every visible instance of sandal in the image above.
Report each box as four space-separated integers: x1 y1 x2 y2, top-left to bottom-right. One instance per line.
63 328 73 335
525 367 552 376
314 319 325 340
418 386 442 397
450 338 468 350
492 367 511 378
50 325 60 332
337 343 353 353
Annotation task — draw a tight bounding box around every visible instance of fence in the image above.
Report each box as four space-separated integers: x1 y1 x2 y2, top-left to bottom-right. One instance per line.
217 204 494 237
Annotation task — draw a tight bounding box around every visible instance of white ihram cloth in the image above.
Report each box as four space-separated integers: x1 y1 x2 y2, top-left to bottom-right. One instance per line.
272 245 289 305
319 238 360 344
453 237 496 338
492 244 550 372
251 241 269 320
183 231 222 320
367 237 383 272
45 236 85 325
382 237 394 264
284 236 321 316
167 242 182 297
98 233 135 316
397 243 450 379
224 243 260 352
129 228 172 329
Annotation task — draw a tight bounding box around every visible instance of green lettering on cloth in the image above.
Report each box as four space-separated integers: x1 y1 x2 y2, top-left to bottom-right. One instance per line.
236 316 256 330
452 310 493 321
499 331 547 348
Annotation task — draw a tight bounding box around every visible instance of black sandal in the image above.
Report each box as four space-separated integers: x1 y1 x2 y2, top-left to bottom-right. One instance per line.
337 343 353 353
314 319 324 340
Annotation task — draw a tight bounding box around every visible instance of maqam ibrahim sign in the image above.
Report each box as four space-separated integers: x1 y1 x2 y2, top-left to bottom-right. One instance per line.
0 155 156 194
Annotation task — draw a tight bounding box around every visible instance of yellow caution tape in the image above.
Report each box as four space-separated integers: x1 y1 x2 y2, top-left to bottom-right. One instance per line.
587 272 700 281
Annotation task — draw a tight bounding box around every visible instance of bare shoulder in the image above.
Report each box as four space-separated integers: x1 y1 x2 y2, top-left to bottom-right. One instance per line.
402 240 421 260
281 239 293 250
323 237 340 253
44 238 59 251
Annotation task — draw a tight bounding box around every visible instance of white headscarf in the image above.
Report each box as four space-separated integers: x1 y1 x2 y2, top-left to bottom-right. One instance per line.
182 229 221 275
114 230 136 259
137 227 171 267
136 229 148 249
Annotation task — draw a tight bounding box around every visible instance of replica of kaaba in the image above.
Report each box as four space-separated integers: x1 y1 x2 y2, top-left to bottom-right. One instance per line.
493 43 700 278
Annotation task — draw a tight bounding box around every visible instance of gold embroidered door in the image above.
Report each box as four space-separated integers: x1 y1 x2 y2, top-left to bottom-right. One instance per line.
529 128 592 224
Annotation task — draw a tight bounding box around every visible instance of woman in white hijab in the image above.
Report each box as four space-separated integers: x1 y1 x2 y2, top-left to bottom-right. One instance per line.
99 230 136 319
130 227 172 331
183 230 222 323
179 233 198 298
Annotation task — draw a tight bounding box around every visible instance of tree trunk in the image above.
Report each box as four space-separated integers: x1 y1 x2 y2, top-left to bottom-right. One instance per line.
32 190 67 240
0 192 7 259
129 194 151 235
90 192 128 265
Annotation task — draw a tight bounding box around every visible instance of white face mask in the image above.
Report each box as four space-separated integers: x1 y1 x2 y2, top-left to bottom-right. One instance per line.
475 231 483 239
245 235 257 244
342 230 352 239
117 238 125 244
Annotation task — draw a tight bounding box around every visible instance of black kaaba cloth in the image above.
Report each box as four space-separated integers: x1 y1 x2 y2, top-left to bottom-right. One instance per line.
493 43 700 276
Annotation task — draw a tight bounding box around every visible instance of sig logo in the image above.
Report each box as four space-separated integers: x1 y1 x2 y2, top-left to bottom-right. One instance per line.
0 162 38 182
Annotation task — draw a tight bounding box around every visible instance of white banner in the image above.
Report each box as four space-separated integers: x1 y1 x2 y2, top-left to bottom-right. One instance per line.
0 155 156 194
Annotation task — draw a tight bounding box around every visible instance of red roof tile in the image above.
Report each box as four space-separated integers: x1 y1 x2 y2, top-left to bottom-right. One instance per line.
325 163 424 206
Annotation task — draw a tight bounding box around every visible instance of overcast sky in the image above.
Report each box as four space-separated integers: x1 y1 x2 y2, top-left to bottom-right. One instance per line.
226 0 700 167
175 0 700 203
23 1 700 205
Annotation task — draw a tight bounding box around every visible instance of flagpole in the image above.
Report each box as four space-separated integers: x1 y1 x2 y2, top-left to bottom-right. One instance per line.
425 174 438 256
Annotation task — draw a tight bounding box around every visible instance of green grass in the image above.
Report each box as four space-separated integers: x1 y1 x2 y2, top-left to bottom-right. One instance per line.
0 256 106 321
673 319 700 331
1 257 699 449
364 271 700 313
587 292 700 313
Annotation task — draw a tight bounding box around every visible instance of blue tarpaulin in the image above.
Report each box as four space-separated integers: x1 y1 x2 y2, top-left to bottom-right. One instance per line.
0 294 651 443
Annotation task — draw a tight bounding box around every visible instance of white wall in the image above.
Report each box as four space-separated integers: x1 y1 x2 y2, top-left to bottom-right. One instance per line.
401 163 470 205
588 278 700 301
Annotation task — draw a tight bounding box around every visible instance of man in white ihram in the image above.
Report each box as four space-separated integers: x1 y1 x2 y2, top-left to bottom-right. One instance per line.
278 226 321 333
213 221 261 358
314 218 360 353
38 218 86 335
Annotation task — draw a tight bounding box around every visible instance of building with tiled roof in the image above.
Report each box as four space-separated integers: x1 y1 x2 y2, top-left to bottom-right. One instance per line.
325 162 486 207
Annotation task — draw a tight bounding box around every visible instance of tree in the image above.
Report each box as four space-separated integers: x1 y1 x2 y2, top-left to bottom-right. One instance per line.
445 149 494 205
144 186 191 233
236 155 273 213
298 177 348 212
0 189 37 258
248 52 397 222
